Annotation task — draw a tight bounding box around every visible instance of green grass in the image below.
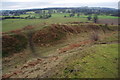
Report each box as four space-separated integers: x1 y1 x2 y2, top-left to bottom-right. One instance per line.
19 14 29 17
26 11 35 14
102 33 118 43
2 13 119 32
2 13 87 32
54 43 118 78
98 15 119 19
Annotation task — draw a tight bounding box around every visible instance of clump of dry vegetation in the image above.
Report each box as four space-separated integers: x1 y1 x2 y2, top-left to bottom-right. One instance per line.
90 31 99 41
2 34 28 57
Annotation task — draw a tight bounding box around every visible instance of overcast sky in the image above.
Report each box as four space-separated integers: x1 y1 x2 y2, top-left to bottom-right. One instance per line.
1 0 119 10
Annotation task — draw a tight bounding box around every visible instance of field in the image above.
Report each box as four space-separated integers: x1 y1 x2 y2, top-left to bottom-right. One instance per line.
98 19 119 25
2 13 119 32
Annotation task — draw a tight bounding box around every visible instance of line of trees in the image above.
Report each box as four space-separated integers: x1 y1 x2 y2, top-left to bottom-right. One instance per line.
2 7 119 17
39 14 52 19
64 13 80 18
1 14 52 20
1 16 24 20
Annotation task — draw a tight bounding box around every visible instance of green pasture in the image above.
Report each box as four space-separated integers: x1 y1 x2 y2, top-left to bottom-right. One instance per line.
2 13 119 32
98 15 119 19
26 11 35 14
2 13 87 32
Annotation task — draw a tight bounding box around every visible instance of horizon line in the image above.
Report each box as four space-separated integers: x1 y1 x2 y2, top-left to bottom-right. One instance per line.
1 6 119 11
